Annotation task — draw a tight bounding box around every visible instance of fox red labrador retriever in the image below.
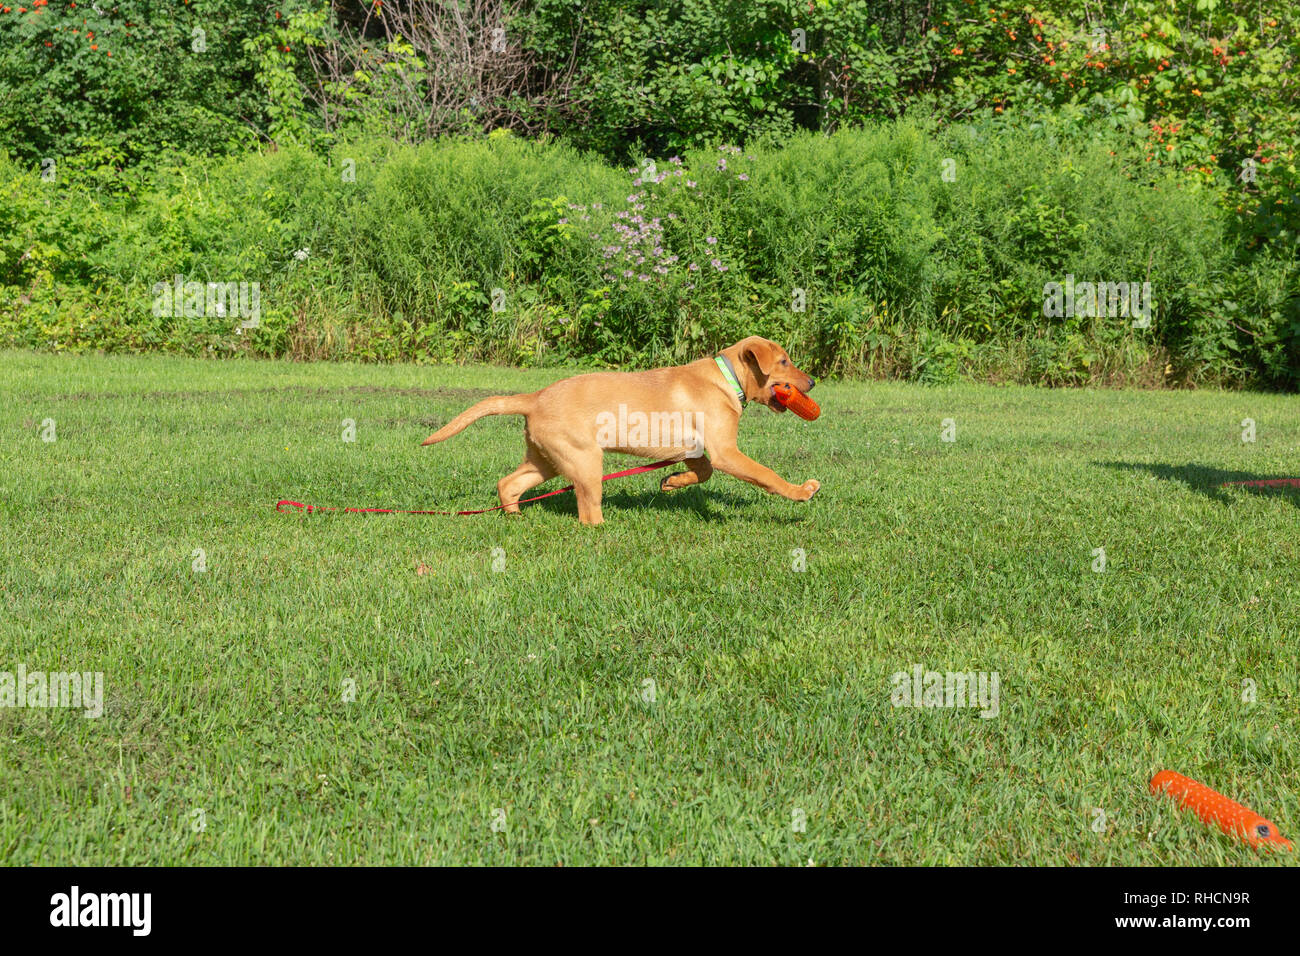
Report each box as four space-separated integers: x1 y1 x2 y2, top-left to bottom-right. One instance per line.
421 336 819 525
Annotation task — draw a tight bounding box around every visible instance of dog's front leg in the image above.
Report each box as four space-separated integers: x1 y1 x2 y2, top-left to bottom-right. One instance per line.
710 446 820 501
660 456 714 491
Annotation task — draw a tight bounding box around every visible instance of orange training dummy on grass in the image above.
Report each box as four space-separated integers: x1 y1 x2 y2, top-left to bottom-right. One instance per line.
1149 770 1292 850
771 384 820 421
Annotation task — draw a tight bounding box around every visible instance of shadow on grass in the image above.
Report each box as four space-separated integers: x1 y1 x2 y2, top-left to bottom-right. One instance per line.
1100 462 1300 508
531 482 807 525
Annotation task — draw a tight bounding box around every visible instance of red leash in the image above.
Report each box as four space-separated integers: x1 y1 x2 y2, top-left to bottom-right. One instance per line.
276 458 680 515
1223 478 1300 490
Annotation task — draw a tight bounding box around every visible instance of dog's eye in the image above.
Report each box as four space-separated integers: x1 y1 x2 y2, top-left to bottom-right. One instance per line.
780 358 789 366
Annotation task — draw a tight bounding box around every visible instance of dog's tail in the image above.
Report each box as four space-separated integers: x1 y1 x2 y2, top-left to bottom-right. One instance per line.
420 394 534 446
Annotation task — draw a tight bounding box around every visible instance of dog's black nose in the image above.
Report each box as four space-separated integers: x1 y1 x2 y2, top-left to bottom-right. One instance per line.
806 377 816 390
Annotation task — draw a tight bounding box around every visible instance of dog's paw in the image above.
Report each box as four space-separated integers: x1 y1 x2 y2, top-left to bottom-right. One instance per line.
799 479 821 500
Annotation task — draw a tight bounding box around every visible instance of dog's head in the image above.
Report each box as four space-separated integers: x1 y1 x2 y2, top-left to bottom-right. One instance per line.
722 336 816 412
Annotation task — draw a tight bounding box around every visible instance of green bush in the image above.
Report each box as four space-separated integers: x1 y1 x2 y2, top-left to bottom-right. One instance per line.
2 117 1288 386
5 1 1295 262
0 0 271 167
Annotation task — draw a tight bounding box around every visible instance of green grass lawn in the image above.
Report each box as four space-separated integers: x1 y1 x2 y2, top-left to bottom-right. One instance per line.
2 349 1297 865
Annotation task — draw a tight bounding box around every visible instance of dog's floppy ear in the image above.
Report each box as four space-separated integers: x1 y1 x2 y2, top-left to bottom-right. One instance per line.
740 337 779 379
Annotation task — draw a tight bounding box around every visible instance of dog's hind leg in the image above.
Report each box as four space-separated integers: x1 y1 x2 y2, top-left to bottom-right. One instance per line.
660 456 713 492
498 442 557 514
563 450 606 526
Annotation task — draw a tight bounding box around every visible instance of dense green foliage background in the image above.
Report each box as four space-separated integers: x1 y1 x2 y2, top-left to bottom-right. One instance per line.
1 1 1296 386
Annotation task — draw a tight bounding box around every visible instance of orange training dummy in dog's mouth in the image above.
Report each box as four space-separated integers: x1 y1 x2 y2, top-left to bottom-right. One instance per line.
771 384 820 421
